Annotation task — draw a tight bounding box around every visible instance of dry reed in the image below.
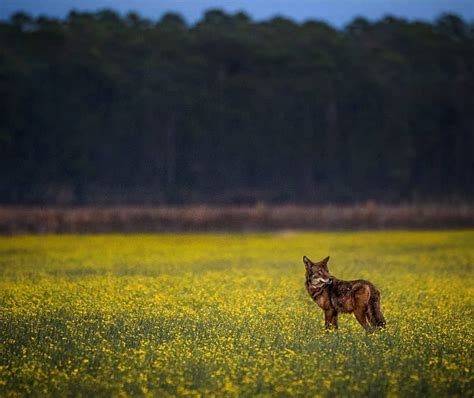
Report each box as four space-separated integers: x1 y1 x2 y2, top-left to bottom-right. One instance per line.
0 203 473 234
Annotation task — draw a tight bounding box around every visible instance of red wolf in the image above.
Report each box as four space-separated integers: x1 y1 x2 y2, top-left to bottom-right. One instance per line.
303 255 386 332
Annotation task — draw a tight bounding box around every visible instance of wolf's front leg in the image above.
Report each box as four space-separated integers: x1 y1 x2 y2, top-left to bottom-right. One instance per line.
331 312 338 329
324 309 338 330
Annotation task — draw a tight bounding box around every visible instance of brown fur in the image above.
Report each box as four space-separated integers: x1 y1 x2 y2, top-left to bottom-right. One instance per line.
303 256 386 332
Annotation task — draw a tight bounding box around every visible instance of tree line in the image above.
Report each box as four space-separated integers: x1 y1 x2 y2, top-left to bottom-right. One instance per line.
1 10 473 204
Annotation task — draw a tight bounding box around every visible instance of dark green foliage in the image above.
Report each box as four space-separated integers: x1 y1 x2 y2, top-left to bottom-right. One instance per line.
0 10 473 204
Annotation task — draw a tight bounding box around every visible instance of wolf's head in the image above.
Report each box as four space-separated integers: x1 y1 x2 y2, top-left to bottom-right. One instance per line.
303 255 332 286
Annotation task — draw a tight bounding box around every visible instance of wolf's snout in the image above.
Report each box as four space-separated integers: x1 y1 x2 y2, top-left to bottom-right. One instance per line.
312 276 331 284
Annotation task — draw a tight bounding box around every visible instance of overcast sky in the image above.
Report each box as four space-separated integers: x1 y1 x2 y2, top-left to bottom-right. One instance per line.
1 0 473 26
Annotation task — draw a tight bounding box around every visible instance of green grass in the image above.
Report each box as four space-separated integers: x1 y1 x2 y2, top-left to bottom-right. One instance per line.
0 231 473 397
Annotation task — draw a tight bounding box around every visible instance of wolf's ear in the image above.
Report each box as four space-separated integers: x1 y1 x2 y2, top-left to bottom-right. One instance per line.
320 256 330 270
303 256 312 268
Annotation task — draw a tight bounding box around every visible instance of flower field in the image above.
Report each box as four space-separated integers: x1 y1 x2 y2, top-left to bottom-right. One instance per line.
0 231 473 397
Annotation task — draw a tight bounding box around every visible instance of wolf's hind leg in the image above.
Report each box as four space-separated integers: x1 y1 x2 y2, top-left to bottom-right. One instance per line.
353 285 373 332
367 304 378 328
370 293 386 328
353 307 371 332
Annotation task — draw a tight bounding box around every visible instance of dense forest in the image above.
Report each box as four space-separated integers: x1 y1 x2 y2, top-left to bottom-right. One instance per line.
1 10 473 204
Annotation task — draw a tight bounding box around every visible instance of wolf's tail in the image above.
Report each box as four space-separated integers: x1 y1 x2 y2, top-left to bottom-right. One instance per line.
368 290 386 328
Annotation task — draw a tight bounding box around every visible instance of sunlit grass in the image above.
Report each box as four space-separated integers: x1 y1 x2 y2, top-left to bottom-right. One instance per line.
0 231 473 397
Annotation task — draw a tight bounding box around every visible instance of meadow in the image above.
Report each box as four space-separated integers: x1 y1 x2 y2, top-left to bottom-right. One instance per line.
0 231 473 397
